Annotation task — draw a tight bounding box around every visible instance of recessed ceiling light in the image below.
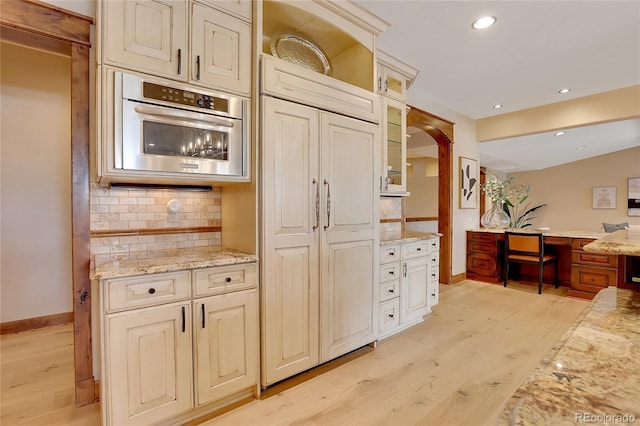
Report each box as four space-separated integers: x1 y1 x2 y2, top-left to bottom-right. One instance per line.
576 145 587 150
493 104 503 109
558 88 571 94
554 131 566 136
472 16 497 30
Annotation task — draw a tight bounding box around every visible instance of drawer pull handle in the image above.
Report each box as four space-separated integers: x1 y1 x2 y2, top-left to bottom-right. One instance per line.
417 247 422 251
389 271 394 275
388 313 394 319
148 288 156 295
403 263 407 278
225 277 232 283
390 252 395 256
389 289 395 294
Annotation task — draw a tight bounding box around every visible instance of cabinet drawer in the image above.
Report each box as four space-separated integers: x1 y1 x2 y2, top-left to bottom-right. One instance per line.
571 238 595 250
467 231 498 243
571 251 617 268
402 241 430 259
379 298 400 333
380 244 401 264
104 271 191 313
429 252 440 267
571 266 617 290
429 265 439 283
466 253 498 277
379 281 399 302
194 263 257 297
467 241 497 254
428 238 440 252
380 263 401 283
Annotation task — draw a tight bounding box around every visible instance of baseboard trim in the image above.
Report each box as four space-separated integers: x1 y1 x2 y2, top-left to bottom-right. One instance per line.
451 272 466 284
0 311 73 335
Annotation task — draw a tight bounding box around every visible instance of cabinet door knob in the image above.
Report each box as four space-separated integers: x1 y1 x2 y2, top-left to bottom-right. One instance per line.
148 288 156 294
225 277 232 283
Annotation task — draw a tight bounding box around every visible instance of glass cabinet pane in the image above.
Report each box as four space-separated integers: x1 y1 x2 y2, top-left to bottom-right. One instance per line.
386 104 403 186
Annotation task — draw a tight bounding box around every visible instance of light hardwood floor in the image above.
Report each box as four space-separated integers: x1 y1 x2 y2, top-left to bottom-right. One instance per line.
0 280 587 426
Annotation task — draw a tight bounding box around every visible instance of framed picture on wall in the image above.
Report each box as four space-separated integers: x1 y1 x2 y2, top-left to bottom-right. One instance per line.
459 156 477 209
592 186 616 209
628 177 640 216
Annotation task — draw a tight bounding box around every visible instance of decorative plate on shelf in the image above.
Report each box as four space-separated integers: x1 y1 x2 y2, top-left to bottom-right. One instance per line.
270 33 332 76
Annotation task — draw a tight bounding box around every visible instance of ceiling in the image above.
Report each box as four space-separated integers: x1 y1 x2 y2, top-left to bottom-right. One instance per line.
356 0 640 172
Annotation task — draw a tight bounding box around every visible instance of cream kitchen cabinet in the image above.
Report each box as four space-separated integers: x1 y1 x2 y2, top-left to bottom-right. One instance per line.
377 50 418 196
378 237 440 339
261 95 379 387
100 263 258 426
100 0 251 95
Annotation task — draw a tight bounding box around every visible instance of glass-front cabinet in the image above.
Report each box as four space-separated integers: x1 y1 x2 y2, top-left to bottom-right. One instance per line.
381 97 407 193
377 49 417 196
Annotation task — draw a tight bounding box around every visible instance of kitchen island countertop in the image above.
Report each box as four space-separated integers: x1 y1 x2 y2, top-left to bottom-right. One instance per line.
498 286 640 425
91 245 258 280
583 228 640 256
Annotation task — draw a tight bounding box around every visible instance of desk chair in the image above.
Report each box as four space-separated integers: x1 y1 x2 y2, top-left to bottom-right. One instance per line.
504 231 558 294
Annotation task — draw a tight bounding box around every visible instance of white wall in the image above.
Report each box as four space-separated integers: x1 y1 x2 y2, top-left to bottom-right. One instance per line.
407 91 479 277
1 42 73 322
41 0 95 18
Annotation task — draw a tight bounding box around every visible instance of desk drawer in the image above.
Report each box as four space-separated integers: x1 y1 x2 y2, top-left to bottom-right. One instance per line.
571 251 617 268
466 253 499 277
571 266 617 290
467 231 499 243
468 241 497 254
544 236 570 246
571 238 595 251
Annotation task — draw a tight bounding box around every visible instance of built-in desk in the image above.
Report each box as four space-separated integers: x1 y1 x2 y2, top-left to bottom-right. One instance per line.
466 229 620 299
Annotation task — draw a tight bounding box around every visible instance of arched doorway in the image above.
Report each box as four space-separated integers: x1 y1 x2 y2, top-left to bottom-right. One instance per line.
406 106 454 284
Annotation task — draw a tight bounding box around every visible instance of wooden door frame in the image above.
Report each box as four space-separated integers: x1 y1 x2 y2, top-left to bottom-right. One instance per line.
0 0 95 406
406 106 454 284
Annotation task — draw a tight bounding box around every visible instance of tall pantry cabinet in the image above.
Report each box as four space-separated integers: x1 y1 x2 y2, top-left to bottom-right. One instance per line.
258 2 388 387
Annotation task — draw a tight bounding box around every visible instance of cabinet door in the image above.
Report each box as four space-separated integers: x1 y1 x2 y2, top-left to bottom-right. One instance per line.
381 96 407 194
261 97 320 386
401 257 429 324
320 112 379 362
194 289 258 406
378 64 407 101
191 3 251 95
103 0 187 79
105 303 192 426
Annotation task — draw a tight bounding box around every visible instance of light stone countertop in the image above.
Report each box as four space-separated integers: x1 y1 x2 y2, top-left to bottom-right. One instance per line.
380 231 442 245
498 286 640 425
583 228 640 256
466 228 607 240
91 246 258 280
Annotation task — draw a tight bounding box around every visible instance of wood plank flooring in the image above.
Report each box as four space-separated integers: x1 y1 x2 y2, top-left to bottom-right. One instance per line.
0 280 588 426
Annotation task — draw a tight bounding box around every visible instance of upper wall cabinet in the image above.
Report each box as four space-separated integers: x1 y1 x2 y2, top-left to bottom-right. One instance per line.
261 0 388 93
377 50 418 195
100 0 251 96
376 50 418 102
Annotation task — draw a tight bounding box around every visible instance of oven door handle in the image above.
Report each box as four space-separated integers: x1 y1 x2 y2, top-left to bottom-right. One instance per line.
134 104 235 128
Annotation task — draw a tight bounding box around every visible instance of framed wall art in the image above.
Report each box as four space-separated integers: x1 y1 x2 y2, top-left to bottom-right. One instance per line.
459 156 477 209
592 186 616 209
628 177 640 216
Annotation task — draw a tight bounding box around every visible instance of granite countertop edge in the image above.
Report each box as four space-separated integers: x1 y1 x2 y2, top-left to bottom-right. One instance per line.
91 246 258 280
380 231 443 245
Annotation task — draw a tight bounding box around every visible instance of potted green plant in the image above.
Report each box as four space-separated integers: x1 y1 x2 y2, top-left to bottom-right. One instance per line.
480 175 546 229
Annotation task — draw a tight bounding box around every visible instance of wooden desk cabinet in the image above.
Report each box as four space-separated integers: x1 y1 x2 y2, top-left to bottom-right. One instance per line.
569 238 618 299
466 231 503 283
466 231 618 300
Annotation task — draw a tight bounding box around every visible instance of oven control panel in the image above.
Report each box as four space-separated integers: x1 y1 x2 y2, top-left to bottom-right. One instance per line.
143 81 229 114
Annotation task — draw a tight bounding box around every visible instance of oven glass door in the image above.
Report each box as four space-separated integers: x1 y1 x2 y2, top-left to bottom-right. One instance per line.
120 102 244 176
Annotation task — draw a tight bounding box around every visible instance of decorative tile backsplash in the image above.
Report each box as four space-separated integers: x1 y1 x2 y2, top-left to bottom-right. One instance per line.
380 196 402 234
90 183 222 261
